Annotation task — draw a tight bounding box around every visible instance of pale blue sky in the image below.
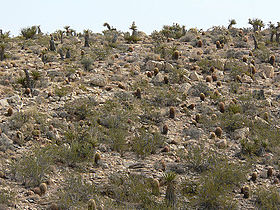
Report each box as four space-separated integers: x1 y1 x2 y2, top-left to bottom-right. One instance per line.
1 0 279 36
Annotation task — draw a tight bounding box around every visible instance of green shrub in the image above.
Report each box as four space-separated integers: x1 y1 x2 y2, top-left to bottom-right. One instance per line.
54 86 73 97
160 23 186 39
81 56 93 71
0 183 16 205
65 98 98 121
107 173 156 208
256 186 280 210
195 159 246 209
131 128 164 158
185 144 217 173
58 124 98 166
20 26 37 39
57 173 95 209
11 145 54 187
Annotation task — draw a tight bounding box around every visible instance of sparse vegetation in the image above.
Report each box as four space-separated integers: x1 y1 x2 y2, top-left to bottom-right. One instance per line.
1 18 280 209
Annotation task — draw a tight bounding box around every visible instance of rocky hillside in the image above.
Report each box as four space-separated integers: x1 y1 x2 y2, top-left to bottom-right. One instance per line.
1 21 280 209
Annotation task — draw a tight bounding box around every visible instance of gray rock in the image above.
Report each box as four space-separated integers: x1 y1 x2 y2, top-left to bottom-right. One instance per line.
165 62 174 72
233 127 249 140
216 139 227 149
0 98 9 108
151 73 164 85
0 133 14 151
183 127 202 140
189 72 201 81
146 60 165 71
89 75 108 87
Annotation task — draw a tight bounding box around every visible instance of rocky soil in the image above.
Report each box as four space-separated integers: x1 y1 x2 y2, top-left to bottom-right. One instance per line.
1 24 280 209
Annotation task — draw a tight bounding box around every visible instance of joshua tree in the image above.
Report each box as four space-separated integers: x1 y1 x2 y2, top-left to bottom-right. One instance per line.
0 44 5 61
64 26 71 36
276 22 280 43
58 48 64 60
66 48 71 58
84 30 90 47
57 30 64 44
130 21 138 36
248 18 264 32
0 31 10 61
103 22 111 31
49 35 56 51
268 22 277 42
252 34 258 50
228 19 237 29
37 25 42 34
103 22 116 31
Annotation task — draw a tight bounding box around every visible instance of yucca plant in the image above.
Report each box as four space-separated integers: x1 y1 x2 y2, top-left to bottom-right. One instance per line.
163 172 177 207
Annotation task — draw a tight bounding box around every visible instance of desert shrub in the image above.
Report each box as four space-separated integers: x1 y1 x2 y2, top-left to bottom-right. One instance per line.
224 59 249 79
139 101 163 125
124 32 141 43
131 128 164 158
151 86 182 107
159 23 186 39
254 43 270 62
104 127 128 155
187 82 210 97
21 26 37 39
107 173 157 208
255 186 280 210
65 98 98 121
57 173 95 209
57 124 98 166
81 56 93 71
197 58 224 72
182 144 217 173
92 45 112 61
219 112 247 133
153 43 178 60
11 145 54 187
54 85 73 97
195 159 246 209
169 68 188 84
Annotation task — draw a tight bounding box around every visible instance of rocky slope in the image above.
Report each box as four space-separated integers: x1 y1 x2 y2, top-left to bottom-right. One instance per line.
1 24 280 209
